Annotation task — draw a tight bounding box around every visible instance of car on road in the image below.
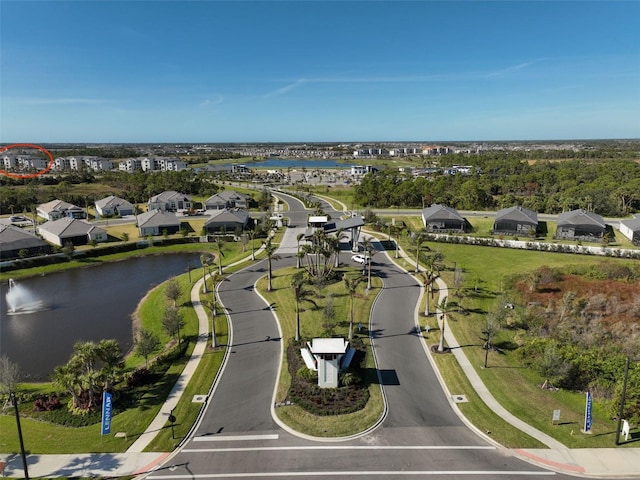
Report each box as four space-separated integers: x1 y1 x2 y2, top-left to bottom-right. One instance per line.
351 254 371 265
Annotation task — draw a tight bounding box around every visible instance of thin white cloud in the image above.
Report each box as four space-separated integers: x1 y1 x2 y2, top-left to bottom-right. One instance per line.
18 98 107 106
484 59 543 78
263 79 309 98
199 95 225 107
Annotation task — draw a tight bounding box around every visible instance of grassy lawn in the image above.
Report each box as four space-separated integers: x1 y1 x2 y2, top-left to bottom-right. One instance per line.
258 266 385 437
400 237 640 448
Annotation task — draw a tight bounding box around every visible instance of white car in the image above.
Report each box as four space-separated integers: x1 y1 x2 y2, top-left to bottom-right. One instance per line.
351 254 370 265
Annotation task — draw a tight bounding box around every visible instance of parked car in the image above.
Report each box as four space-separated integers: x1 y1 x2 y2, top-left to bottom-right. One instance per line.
351 254 371 265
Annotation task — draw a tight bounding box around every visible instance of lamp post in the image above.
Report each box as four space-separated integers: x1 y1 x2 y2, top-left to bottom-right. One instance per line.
10 392 29 479
615 356 638 445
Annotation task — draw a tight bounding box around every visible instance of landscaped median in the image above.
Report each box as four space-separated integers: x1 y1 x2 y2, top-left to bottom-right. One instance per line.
257 266 386 438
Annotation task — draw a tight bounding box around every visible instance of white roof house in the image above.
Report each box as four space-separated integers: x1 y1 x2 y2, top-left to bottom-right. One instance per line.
36 199 86 221
95 196 135 217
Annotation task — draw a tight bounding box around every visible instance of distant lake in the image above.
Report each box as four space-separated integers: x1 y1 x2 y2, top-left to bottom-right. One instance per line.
239 158 350 169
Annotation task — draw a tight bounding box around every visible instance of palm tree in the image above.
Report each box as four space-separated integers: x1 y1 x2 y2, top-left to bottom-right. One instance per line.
263 237 281 291
437 297 454 353
248 229 256 260
97 339 124 391
291 272 317 341
417 271 437 316
214 236 225 275
344 275 361 341
296 232 305 268
200 253 214 293
411 231 429 273
360 237 376 289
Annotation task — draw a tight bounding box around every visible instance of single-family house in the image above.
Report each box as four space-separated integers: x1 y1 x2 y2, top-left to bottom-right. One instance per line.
0 224 52 259
147 191 192 212
493 206 538 236
421 204 466 232
95 195 135 217
137 210 181 237
204 190 250 210
619 215 640 245
555 209 606 242
36 199 86 221
203 208 250 233
38 218 107 246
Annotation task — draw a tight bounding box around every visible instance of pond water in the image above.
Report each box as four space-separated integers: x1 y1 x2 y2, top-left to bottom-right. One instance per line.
234 158 350 169
0 253 201 381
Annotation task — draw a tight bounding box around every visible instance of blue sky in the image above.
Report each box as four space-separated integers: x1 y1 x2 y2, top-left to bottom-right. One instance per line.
2 1 639 143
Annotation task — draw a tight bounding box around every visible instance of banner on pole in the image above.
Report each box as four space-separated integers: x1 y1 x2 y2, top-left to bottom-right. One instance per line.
101 391 113 435
584 391 593 433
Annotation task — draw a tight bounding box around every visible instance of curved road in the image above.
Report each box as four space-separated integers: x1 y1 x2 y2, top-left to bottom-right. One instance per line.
145 192 567 479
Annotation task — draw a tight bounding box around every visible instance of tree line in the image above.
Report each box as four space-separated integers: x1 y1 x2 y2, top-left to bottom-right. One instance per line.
354 156 640 216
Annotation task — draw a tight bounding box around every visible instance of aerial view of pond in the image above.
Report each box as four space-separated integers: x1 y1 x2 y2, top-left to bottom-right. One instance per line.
1 253 201 381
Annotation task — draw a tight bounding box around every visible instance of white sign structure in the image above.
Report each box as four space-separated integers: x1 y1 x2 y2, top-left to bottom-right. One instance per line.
552 409 561 424
622 419 630 441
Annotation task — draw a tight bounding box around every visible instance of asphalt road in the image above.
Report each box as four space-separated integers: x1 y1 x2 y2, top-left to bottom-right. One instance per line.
145 193 572 479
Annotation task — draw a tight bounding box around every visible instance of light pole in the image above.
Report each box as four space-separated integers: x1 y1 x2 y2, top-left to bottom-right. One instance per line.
10 392 29 479
615 356 638 445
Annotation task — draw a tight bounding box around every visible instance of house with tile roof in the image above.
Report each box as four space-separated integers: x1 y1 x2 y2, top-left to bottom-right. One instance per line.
95 195 135 217
37 218 107 246
147 191 192 212
0 224 52 259
555 209 606 242
36 199 86 221
493 206 538 236
421 204 466 232
203 208 250 233
137 210 182 237
204 190 250 210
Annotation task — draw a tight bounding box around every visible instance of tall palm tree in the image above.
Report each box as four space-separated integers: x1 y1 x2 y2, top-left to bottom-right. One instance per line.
344 275 361 341
263 237 281 291
214 236 225 275
360 237 376 289
418 271 437 316
411 231 429 273
296 232 305 268
291 272 317 341
437 297 454 353
200 253 214 293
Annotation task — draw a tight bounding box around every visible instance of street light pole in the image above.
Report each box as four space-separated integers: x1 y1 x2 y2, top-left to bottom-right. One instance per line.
615 356 631 446
10 392 29 480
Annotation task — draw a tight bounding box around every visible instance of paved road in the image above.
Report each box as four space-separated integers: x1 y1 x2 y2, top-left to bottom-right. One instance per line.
145 194 569 479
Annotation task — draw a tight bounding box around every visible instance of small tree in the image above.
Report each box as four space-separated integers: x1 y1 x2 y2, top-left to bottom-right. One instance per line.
165 279 182 307
135 329 160 368
162 306 185 346
62 242 75 259
121 232 130 242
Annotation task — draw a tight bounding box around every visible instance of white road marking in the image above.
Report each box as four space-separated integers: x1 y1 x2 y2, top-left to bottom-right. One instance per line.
192 434 280 442
183 445 495 453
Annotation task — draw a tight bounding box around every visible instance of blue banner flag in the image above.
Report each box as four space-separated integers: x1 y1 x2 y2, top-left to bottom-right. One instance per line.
584 391 593 432
101 391 113 435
